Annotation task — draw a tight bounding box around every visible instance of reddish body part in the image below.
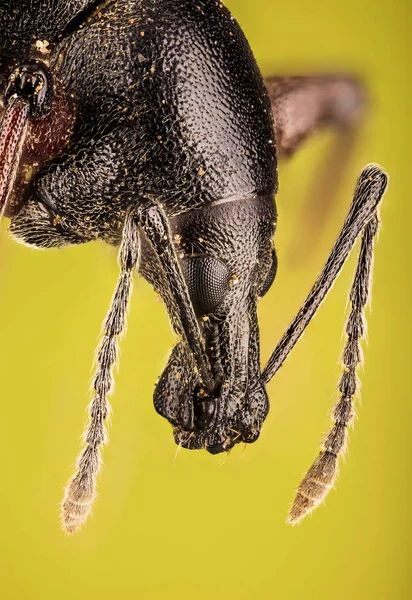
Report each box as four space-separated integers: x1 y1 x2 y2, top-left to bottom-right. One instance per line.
0 98 29 217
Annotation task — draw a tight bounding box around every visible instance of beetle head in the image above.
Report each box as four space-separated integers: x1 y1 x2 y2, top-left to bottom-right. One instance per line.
151 195 277 454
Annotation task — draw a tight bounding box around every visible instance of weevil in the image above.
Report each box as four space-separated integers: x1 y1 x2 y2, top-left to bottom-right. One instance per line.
0 0 388 534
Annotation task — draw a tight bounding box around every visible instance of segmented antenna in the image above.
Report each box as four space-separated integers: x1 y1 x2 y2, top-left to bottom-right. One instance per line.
288 211 379 523
61 210 139 534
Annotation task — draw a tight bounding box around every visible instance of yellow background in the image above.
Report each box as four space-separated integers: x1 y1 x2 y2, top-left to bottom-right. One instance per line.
0 0 410 598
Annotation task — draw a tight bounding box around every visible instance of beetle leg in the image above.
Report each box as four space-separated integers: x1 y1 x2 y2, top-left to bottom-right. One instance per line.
266 75 365 156
261 164 388 522
265 74 366 261
136 198 214 392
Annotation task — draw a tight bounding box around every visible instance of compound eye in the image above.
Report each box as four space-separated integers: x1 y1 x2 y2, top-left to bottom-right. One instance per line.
181 255 230 315
258 248 278 298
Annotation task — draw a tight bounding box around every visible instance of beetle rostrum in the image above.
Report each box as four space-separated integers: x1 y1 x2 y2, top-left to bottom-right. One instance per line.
0 0 388 533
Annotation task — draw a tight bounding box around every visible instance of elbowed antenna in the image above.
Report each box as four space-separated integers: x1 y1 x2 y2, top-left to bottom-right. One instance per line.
260 164 388 523
61 210 139 534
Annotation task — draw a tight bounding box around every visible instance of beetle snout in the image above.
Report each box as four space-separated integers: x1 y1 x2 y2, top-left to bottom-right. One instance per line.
154 305 269 454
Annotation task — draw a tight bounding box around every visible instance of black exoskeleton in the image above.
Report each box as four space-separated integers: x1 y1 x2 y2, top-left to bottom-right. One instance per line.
0 0 388 533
